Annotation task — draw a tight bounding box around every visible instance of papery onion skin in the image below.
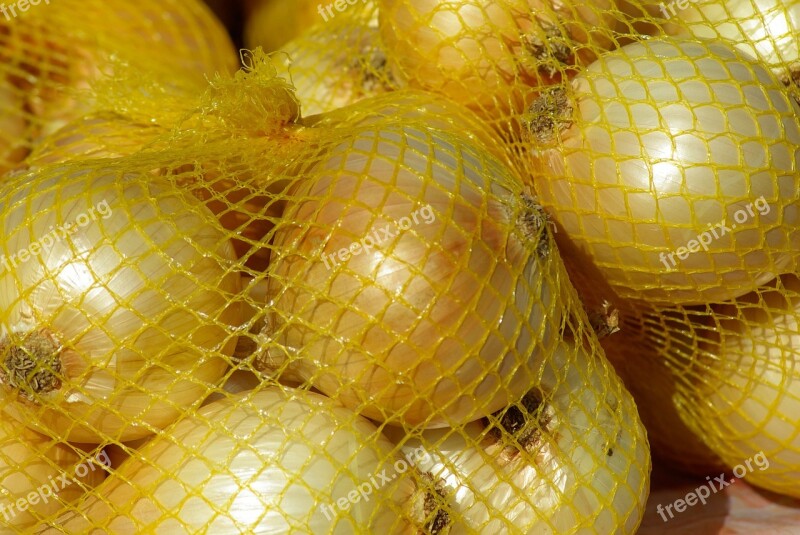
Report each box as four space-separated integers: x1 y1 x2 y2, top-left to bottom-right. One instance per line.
40 387 429 534
529 37 800 305
377 0 631 122
261 120 563 428
386 340 650 534
0 419 105 529
0 166 242 443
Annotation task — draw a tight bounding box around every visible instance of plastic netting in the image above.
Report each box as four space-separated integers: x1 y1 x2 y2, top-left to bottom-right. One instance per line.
5 0 800 532
0 40 649 533
243 0 800 522
0 0 237 176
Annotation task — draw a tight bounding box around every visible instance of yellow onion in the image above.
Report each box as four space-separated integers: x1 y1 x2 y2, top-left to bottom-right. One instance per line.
20 113 165 171
377 0 633 122
258 115 564 428
0 165 242 443
0 419 106 529
692 274 800 497
41 387 446 533
0 0 236 175
275 13 395 117
385 339 650 534
602 284 800 497
244 0 323 52
527 37 800 305
647 0 800 82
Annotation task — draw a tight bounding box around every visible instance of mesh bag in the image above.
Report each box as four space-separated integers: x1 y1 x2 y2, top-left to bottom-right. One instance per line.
603 275 800 499
0 0 237 176
247 0 800 506
0 51 650 533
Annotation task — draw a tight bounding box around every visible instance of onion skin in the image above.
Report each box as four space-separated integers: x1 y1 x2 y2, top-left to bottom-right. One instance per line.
0 166 242 443
386 340 650 534
260 117 563 428
529 37 800 305
0 420 105 530
39 388 430 534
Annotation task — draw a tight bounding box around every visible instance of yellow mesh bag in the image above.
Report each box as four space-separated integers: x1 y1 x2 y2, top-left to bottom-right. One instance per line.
603 275 800 499
0 51 650 533
0 0 237 175
246 0 800 513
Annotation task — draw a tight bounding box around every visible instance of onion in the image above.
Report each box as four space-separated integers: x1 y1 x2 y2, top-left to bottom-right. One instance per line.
41 387 446 533
602 283 800 497
692 274 800 497
20 113 165 171
0 0 237 176
275 13 395 117
0 419 106 529
527 37 800 305
257 115 563 428
385 339 650 534
0 165 242 443
650 0 800 82
244 0 324 52
377 0 632 122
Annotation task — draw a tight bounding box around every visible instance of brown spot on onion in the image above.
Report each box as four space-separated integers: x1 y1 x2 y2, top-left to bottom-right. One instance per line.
0 329 62 400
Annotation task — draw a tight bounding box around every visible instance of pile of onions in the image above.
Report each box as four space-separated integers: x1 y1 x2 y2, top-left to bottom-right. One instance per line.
0 164 242 443
527 37 800 305
0 419 106 529
385 339 650 533
258 111 564 428
40 387 444 533
377 0 635 122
